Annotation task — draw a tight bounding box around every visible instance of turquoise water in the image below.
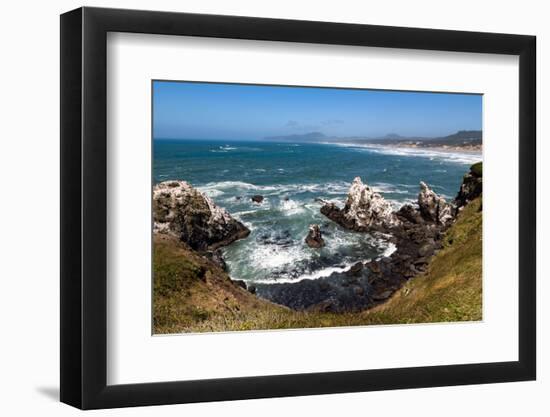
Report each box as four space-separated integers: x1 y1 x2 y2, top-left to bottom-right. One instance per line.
154 139 481 284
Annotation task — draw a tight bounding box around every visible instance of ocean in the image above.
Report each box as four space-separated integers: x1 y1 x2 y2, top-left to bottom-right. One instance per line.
153 139 482 285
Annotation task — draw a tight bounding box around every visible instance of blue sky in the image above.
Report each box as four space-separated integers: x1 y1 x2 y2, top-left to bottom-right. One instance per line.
153 81 482 140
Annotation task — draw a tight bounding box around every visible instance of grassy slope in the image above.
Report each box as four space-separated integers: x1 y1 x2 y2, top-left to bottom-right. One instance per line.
153 197 482 334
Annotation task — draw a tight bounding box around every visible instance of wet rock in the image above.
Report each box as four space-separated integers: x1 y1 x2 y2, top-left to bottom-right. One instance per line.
367 262 381 274
348 262 364 276
372 290 393 301
396 203 424 224
305 224 325 248
418 181 455 226
353 286 365 296
251 195 264 203
255 270 372 313
321 177 399 231
247 285 256 294
153 180 250 251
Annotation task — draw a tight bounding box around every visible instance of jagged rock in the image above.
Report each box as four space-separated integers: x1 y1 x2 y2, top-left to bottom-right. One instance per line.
321 177 399 231
418 181 455 226
418 242 435 257
455 162 483 208
305 224 325 248
353 286 365 296
396 203 424 224
372 290 393 301
232 279 247 290
204 249 227 271
348 262 364 276
153 180 250 251
251 195 264 203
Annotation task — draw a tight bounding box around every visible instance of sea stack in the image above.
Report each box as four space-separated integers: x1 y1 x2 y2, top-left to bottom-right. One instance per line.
153 180 250 251
305 224 325 248
418 181 455 226
320 177 399 231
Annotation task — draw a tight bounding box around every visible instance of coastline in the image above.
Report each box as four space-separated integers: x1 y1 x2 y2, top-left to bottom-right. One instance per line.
321 140 482 155
153 161 482 328
153 195 482 333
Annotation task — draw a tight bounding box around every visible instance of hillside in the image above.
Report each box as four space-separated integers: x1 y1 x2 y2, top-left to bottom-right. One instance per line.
351 130 482 150
153 195 482 333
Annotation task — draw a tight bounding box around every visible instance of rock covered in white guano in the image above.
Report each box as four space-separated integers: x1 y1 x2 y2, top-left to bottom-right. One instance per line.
153 180 250 251
305 224 325 248
321 177 399 231
418 181 455 226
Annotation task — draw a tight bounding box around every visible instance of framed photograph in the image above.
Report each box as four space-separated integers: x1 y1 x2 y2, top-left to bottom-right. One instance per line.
60 7 536 409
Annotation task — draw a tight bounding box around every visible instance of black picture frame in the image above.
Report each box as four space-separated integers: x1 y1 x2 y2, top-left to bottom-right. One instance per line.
60 6 536 410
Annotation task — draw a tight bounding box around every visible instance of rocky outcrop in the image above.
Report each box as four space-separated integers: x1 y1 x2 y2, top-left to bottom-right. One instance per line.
287 177 461 310
251 195 264 204
418 182 455 226
455 162 482 209
305 224 325 248
153 180 250 251
320 177 399 231
255 261 372 312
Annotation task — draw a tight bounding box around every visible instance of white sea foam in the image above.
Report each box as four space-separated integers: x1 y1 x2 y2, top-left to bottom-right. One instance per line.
278 199 305 216
200 181 279 192
231 210 258 218
381 242 397 257
210 145 237 153
252 263 358 284
333 143 482 165
235 228 397 284
372 182 409 195
198 180 351 198
247 243 303 270
198 188 225 198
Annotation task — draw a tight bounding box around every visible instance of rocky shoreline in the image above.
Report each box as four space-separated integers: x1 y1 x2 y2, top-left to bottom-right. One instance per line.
153 162 482 314
153 180 250 268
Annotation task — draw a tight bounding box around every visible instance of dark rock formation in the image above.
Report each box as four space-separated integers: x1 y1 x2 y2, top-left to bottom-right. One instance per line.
266 178 456 310
348 262 364 276
418 181 455 226
204 249 227 271
256 167 480 312
455 162 482 209
251 195 264 203
255 267 372 312
320 177 399 231
396 203 424 224
153 180 250 251
232 279 247 290
305 224 325 248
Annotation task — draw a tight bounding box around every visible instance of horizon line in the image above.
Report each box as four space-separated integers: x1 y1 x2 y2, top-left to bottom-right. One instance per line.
153 128 482 142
